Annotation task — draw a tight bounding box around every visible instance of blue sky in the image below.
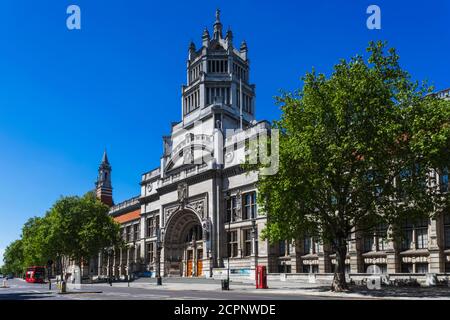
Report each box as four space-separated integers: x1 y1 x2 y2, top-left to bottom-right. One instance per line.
0 0 449 264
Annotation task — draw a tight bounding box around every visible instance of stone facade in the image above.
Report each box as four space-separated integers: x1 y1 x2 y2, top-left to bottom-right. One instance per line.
94 13 450 280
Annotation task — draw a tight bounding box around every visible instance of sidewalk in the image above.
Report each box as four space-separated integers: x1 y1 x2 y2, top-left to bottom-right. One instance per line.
90 279 450 300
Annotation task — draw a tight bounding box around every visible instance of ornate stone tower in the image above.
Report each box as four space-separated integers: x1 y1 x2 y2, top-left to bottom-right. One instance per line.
96 150 113 207
181 9 256 130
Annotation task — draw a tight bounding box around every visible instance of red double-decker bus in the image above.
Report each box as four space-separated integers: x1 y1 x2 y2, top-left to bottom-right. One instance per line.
25 266 46 283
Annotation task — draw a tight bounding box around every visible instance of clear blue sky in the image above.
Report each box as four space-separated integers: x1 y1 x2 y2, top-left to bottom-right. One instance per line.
0 0 449 264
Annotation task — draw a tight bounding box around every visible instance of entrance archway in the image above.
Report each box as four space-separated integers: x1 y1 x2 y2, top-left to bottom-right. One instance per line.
163 209 204 277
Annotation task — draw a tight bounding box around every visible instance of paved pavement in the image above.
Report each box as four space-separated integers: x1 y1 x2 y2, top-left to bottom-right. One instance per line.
0 278 339 300
1 277 449 300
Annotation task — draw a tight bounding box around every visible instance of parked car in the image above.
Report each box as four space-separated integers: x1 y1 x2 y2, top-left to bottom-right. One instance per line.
0 274 3 278
5 274 14 280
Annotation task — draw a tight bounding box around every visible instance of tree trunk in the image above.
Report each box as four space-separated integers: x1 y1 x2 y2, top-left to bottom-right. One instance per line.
331 238 349 292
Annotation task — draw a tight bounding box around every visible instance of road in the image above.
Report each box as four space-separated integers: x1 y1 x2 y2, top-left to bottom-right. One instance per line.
0 278 344 300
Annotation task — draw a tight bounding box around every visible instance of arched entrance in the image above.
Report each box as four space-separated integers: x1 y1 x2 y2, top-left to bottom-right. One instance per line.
163 209 204 277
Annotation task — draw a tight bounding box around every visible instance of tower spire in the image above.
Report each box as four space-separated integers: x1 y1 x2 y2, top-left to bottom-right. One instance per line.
96 150 113 206
213 9 223 40
101 149 109 165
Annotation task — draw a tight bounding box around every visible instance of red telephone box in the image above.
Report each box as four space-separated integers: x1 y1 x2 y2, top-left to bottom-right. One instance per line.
255 265 268 289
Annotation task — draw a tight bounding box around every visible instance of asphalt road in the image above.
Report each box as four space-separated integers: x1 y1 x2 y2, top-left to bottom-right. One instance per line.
0 278 342 300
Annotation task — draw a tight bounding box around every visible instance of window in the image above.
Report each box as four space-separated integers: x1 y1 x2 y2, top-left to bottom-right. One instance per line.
120 228 125 241
416 263 428 273
446 262 450 273
365 225 388 252
444 214 450 249
133 224 139 241
401 263 413 273
208 60 228 73
440 168 449 192
278 265 291 273
226 196 237 222
303 237 312 255
126 226 132 242
375 225 388 251
206 86 230 105
243 229 252 257
243 192 257 220
415 219 428 249
401 220 414 250
147 217 154 237
185 225 202 242
278 241 286 257
227 231 238 258
146 242 154 265
363 234 374 253
302 265 319 273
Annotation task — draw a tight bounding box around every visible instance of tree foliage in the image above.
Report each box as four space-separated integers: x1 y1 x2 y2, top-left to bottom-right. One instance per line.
254 41 450 291
2 239 25 276
2 192 123 276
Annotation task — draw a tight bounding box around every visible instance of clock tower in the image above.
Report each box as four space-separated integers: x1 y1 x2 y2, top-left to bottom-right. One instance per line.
96 150 113 207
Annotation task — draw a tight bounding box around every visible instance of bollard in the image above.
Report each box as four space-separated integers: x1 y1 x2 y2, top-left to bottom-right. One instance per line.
60 280 66 293
2 279 7 288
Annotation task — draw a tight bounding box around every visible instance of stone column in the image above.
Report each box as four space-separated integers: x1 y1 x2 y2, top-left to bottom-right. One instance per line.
348 233 358 274
98 252 102 276
107 253 111 278
112 249 117 278
429 217 442 273
126 248 130 277
386 226 398 273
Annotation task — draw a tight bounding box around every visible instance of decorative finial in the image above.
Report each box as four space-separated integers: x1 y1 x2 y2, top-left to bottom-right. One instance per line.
240 40 247 51
213 9 223 40
226 26 233 43
202 27 210 38
216 8 221 22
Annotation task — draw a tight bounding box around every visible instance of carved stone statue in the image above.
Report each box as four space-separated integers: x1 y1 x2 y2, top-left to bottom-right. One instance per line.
177 182 188 205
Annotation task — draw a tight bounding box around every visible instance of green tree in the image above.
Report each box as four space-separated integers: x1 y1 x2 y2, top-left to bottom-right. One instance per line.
22 216 54 268
253 41 450 291
46 192 123 275
3 239 25 276
5 192 123 279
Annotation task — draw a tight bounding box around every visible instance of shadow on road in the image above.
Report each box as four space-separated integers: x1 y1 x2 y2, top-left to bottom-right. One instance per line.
0 291 55 300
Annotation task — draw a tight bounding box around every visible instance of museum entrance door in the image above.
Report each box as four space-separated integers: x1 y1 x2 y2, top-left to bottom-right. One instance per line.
164 209 204 277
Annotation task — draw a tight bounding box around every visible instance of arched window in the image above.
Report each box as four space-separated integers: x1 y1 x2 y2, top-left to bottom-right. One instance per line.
185 225 203 242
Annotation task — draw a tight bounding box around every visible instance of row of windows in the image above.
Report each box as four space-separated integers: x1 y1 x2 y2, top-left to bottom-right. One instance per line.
232 63 247 81
145 216 159 238
208 59 228 73
298 216 449 256
185 225 203 243
206 86 230 105
120 224 140 243
226 191 257 222
236 89 252 113
184 89 200 114
227 228 258 258
189 64 202 83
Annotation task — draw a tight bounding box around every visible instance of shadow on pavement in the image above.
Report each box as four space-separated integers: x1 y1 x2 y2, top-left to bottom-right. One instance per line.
0 291 56 300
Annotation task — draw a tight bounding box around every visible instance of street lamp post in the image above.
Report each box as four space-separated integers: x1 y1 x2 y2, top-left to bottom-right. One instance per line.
107 248 113 286
226 211 231 290
156 226 162 285
224 192 241 291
